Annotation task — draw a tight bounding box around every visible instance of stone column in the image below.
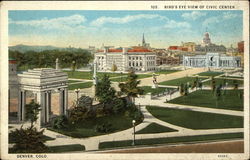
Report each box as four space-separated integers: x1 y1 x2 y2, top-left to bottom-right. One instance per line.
45 91 51 123
64 88 68 116
35 91 44 128
59 88 65 115
18 90 26 122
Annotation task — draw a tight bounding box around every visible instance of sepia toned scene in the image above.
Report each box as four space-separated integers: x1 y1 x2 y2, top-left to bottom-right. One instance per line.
8 10 244 153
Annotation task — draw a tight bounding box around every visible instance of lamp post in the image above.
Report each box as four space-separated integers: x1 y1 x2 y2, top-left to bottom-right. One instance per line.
74 88 80 104
132 120 136 146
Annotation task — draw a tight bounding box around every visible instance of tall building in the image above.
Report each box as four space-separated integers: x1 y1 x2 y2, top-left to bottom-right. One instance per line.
95 47 156 72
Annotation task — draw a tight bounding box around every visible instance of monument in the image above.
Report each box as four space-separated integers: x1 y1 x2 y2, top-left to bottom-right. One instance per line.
17 62 68 127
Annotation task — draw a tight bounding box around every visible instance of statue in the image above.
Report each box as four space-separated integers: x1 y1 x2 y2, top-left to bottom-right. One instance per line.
152 73 158 88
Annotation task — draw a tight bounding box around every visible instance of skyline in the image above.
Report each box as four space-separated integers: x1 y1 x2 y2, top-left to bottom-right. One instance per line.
9 10 243 48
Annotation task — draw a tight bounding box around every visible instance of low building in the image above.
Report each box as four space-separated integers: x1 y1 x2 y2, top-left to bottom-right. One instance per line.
95 47 156 72
183 53 241 68
238 41 244 53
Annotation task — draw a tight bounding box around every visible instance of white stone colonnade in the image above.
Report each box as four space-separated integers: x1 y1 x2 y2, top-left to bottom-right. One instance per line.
18 68 68 127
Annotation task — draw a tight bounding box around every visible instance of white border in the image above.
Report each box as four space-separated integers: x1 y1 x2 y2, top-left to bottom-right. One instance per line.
1 1 249 160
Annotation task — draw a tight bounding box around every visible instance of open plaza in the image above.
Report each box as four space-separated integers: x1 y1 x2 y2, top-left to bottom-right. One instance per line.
8 58 244 153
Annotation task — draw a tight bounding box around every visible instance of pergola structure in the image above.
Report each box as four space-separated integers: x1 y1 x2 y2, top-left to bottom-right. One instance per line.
18 68 68 126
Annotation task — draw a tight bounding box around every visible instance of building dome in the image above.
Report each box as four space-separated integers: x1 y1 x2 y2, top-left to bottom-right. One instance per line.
202 32 211 45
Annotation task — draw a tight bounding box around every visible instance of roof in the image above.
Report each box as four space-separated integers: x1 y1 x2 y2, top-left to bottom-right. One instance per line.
97 48 152 53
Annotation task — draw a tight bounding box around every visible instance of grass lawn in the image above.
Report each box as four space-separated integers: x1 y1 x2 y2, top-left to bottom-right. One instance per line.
159 77 207 86
198 71 224 77
155 70 180 75
65 71 126 80
136 123 177 134
146 106 243 129
140 86 175 95
49 114 136 138
68 82 93 90
68 80 82 83
49 144 85 153
111 74 152 82
99 132 243 149
203 78 243 86
169 90 243 111
220 76 244 79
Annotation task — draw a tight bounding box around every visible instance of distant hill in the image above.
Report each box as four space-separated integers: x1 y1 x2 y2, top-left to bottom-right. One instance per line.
9 44 62 53
9 44 89 53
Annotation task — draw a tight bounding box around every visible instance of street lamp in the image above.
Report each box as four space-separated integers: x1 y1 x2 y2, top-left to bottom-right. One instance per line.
132 120 136 146
74 88 80 104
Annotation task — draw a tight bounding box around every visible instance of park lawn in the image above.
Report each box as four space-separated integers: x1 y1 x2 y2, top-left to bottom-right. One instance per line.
49 114 135 138
203 78 243 86
65 71 126 80
140 86 175 95
136 123 177 134
49 144 85 153
68 80 82 83
99 132 243 149
221 76 244 79
68 82 93 90
168 90 243 111
198 71 224 77
154 70 180 75
159 77 207 86
111 74 152 82
146 106 243 129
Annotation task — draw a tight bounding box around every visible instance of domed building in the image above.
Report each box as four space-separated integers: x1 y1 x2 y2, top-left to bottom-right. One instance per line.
202 32 211 46
195 32 226 54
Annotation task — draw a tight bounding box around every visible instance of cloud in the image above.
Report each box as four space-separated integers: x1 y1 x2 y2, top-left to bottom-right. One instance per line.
182 11 206 20
222 12 240 19
9 14 86 31
164 20 191 29
202 12 241 26
202 16 220 26
90 14 167 26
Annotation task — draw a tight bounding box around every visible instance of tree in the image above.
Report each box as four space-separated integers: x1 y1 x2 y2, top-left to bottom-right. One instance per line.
95 74 116 105
233 80 239 90
119 70 144 104
214 85 222 108
198 80 203 90
111 64 117 72
25 99 41 127
184 83 189 96
9 126 48 153
179 83 185 96
192 76 198 90
210 76 216 93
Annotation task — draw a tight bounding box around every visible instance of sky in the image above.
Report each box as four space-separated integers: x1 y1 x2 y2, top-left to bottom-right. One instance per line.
9 10 243 48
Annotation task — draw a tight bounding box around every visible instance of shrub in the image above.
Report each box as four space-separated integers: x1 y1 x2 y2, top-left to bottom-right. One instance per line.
95 123 112 133
52 115 68 129
9 126 48 153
